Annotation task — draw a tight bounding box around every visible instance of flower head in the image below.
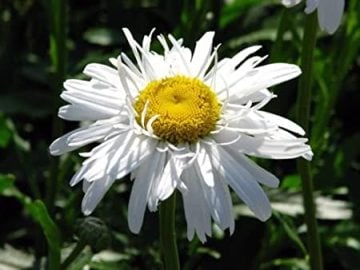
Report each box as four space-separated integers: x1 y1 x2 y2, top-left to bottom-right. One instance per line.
50 29 312 242
282 0 345 34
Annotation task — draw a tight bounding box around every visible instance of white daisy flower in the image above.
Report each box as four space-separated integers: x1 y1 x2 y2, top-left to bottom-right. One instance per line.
50 29 312 242
281 0 345 34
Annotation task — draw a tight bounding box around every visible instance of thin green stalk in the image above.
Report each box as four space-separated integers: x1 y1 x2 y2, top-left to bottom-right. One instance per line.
46 0 68 214
296 12 323 270
270 9 290 62
159 193 180 270
61 240 87 269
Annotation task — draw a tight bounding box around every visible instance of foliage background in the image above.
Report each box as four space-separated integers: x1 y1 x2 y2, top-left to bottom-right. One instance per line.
0 0 359 269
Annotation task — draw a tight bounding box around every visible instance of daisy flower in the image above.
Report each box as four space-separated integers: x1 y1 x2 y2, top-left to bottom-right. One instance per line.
50 29 312 242
282 0 345 34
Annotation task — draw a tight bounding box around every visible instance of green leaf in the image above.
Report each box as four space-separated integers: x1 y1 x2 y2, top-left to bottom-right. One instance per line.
261 258 309 270
273 211 307 256
0 115 12 148
0 174 15 193
4 119 30 152
0 178 61 270
66 247 93 270
281 174 301 189
220 0 265 29
27 200 61 270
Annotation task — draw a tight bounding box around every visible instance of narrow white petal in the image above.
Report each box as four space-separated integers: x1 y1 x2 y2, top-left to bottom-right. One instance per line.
67 125 114 147
81 175 116 215
58 104 117 121
109 134 156 180
230 63 301 99
156 154 185 201
305 0 319 13
49 128 85 156
225 112 278 135
181 168 212 242
70 136 123 186
232 133 312 160
216 46 262 76
49 124 112 155
83 63 122 89
147 151 167 211
166 35 192 75
317 0 344 34
195 157 235 233
60 89 122 111
195 145 215 187
64 79 123 98
212 145 272 221
258 111 305 135
191 32 215 76
109 133 138 176
282 0 302 7
231 89 272 105
128 150 164 233
223 148 279 188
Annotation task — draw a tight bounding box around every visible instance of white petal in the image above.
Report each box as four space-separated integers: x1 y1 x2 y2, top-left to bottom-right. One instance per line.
60 89 121 111
225 112 278 135
70 133 155 187
81 175 116 215
232 89 273 104
117 136 156 178
105 132 137 175
156 154 184 201
223 148 279 188
317 0 344 34
191 32 215 76
147 151 167 212
195 145 215 187
214 46 262 77
181 168 212 242
194 157 235 233
210 145 272 221
282 0 302 7
64 79 123 97
58 104 118 121
66 125 114 147
305 0 319 13
230 63 301 99
122 28 151 80
70 136 123 186
215 55 266 98
128 150 164 233
258 111 305 135
166 35 192 75
230 132 312 160
49 124 112 155
59 89 121 121
83 63 122 89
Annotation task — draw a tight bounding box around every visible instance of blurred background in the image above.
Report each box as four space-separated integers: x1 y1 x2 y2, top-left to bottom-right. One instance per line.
0 0 359 269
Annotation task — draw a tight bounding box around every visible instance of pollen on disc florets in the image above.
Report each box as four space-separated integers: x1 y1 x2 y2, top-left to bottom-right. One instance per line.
133 75 221 145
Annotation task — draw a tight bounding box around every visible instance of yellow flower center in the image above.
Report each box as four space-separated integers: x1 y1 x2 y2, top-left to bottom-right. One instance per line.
133 75 221 144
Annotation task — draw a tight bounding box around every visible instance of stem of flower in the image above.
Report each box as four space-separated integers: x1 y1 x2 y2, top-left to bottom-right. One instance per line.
159 192 180 270
296 12 323 270
46 0 68 215
61 240 87 269
270 9 289 62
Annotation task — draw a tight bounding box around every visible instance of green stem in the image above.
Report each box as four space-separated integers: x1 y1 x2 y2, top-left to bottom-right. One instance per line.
159 193 180 270
270 9 289 62
46 0 68 214
61 240 87 269
296 12 323 270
